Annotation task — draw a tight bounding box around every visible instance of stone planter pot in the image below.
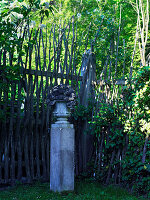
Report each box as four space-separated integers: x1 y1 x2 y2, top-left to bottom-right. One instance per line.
53 101 70 124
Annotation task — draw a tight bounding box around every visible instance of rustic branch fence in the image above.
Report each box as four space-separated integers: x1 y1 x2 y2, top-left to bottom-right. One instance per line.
0 17 92 184
0 16 128 185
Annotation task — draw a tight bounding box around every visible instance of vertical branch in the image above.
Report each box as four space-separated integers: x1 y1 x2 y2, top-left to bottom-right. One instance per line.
56 27 63 75
40 74 47 179
130 18 139 79
10 83 16 183
16 82 22 180
29 75 34 180
136 0 149 66
45 25 48 70
25 28 33 70
63 21 71 84
98 132 104 172
108 40 113 80
3 80 9 183
123 39 125 77
106 149 116 184
4 133 9 183
69 17 75 86
46 106 50 177
53 25 57 85
35 72 42 178
73 21 78 77
41 30 45 71
145 0 149 48
37 29 42 71
48 27 53 72
139 0 145 46
138 0 145 65
115 5 122 78
104 55 109 80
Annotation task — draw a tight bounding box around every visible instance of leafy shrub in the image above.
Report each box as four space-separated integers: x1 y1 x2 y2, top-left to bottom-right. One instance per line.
122 66 150 196
84 66 150 196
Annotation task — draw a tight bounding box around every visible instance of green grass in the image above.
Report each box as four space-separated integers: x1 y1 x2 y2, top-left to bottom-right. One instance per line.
0 180 146 200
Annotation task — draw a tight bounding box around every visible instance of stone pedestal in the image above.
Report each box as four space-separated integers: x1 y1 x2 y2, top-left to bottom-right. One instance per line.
50 102 75 192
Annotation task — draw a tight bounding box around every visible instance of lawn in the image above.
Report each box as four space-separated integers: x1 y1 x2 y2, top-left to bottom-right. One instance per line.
0 180 146 200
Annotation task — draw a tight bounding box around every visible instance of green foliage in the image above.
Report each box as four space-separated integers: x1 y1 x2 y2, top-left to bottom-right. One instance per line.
0 0 53 123
0 180 146 200
0 0 53 84
89 67 150 196
72 102 93 121
49 0 140 77
122 66 150 196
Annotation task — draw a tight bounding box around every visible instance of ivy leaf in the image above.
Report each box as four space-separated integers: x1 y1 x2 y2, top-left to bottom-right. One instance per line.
45 10 49 18
13 7 21 14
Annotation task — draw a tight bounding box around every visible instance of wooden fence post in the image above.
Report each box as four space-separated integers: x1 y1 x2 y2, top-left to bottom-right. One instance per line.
79 49 96 172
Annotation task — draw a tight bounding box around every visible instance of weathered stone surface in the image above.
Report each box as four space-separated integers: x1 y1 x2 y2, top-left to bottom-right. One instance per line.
49 101 75 192
50 123 75 192
47 84 76 109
